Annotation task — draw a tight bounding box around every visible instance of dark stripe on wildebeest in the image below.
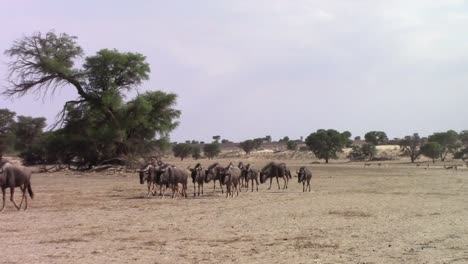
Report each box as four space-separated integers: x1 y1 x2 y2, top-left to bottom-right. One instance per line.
205 162 226 193
0 159 34 212
259 162 290 190
221 163 242 198
242 163 259 192
188 163 206 196
296 166 312 192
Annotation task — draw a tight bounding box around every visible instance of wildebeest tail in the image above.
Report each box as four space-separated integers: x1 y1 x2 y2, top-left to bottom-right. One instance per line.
27 182 34 199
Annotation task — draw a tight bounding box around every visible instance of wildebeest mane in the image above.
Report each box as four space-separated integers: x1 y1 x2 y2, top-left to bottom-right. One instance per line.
207 162 219 171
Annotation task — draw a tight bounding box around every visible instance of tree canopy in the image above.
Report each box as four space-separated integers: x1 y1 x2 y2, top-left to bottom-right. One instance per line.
239 140 256 155
203 143 221 159
420 142 442 163
364 131 388 145
399 133 423 163
305 129 345 163
427 130 461 161
172 143 193 161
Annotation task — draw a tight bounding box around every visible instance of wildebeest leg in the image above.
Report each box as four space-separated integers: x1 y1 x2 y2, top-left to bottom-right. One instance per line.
276 176 281 190
268 177 273 190
283 177 288 189
1 187 5 212
220 181 224 194
213 180 216 193
19 185 28 210
308 180 311 192
184 183 188 198
303 182 305 192
10 186 21 210
201 182 204 195
147 183 152 198
18 185 25 208
193 182 196 197
171 184 176 199
160 185 166 199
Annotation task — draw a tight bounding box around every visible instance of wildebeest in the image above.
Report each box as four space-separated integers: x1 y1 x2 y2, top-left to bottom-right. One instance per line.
157 165 189 199
242 163 259 192
188 163 206 196
205 162 225 193
221 163 242 198
296 166 312 192
137 164 159 198
0 159 34 212
259 162 289 190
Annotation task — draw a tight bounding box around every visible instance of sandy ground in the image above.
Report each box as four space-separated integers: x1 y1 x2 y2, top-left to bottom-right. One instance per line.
1 159 468 264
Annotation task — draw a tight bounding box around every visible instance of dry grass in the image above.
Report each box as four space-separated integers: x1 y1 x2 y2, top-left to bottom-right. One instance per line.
1 158 467 263
328 210 372 218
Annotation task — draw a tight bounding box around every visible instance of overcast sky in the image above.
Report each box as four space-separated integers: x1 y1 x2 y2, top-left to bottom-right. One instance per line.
1 0 467 142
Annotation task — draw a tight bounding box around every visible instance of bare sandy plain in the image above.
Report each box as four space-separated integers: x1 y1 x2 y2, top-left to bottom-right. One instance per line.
2 159 468 264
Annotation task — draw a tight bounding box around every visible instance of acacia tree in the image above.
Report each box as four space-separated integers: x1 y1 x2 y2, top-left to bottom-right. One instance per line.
420 142 442 164
192 145 201 160
253 138 263 150
3 31 180 164
428 130 460 161
203 143 221 159
305 129 345 163
364 131 388 145
239 140 256 155
172 143 193 161
341 131 352 147
399 133 423 163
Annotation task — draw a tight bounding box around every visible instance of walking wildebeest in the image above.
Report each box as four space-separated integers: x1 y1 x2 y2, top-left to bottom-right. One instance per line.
188 163 206 196
242 163 259 192
238 161 250 189
205 162 225 193
157 165 188 199
137 164 159 197
0 159 34 212
296 166 312 192
259 162 289 190
221 163 242 198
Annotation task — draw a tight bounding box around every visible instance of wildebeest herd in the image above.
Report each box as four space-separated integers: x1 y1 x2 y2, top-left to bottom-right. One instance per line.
137 160 313 199
0 156 313 211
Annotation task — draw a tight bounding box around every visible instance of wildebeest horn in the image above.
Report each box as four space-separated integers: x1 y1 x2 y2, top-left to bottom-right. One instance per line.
187 165 192 170
296 170 299 174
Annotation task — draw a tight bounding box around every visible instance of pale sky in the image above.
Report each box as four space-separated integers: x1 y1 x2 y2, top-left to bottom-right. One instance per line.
1 0 467 142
